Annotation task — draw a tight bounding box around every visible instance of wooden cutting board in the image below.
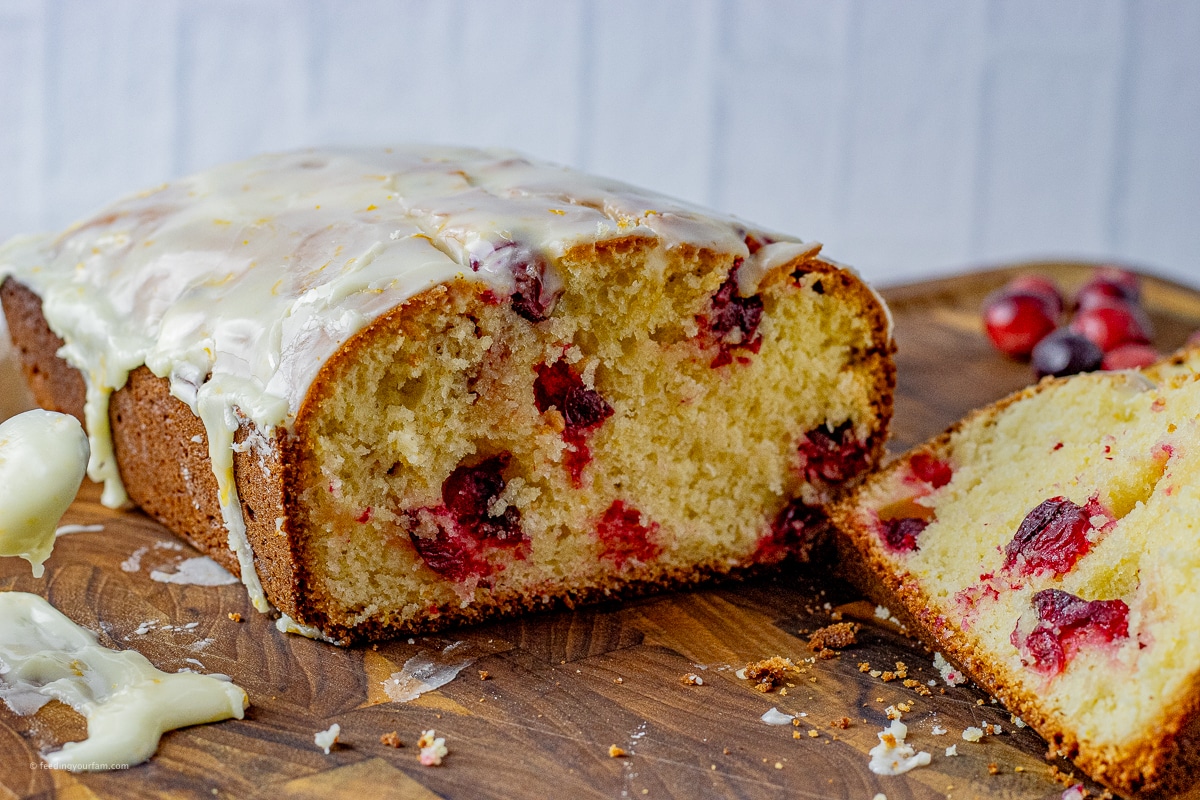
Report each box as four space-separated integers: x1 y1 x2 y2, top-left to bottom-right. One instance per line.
3 263 1199 800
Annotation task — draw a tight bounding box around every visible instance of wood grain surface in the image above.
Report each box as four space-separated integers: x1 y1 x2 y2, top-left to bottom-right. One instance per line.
2 263 1198 800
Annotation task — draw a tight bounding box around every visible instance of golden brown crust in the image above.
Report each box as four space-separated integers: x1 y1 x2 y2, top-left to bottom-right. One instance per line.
1 278 86 424
829 375 1200 799
804 255 897 482
1 276 307 620
109 366 236 573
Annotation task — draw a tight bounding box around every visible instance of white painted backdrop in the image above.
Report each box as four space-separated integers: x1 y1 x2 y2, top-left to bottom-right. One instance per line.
1 0 1198 288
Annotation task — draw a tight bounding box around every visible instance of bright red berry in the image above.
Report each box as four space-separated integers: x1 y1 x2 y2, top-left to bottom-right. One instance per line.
1075 268 1141 310
983 290 1058 358
1102 343 1159 371
909 452 953 489
1069 300 1152 353
878 516 927 553
1002 497 1098 578
1008 275 1064 314
1012 589 1129 675
596 500 660 569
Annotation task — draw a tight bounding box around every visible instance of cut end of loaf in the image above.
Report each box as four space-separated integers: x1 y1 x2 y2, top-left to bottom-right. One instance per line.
287 237 893 640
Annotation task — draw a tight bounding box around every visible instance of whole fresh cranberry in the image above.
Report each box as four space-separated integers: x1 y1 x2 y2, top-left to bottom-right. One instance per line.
1031 330 1103 378
1069 300 1152 353
982 290 1059 358
1008 275 1064 314
1075 268 1141 310
1102 343 1160 371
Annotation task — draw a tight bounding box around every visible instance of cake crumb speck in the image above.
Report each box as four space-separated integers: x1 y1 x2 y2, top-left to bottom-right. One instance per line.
417 730 448 766
808 622 860 653
742 656 796 692
380 731 403 748
608 745 627 758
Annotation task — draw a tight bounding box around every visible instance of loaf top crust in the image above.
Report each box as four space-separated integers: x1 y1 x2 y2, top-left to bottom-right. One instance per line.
1 146 892 612
0 146 834 433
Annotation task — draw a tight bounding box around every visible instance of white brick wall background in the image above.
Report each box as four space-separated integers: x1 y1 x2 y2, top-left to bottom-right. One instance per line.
1 0 1198 289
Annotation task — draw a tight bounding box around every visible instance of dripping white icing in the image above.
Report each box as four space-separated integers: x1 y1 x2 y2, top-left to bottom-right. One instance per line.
0 410 90 577
0 592 247 770
0 146 868 618
275 613 340 644
381 641 476 703
148 556 239 586
54 523 105 537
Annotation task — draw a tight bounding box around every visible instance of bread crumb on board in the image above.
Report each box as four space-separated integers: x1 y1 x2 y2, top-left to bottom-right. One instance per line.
417 730 448 766
738 656 796 692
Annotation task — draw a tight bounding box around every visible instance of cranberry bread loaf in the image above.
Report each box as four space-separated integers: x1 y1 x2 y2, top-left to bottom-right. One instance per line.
832 351 1200 798
1 147 894 643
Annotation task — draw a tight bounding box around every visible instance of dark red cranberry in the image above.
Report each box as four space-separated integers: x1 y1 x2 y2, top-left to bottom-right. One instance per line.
408 453 526 581
1188 329 1200 348
1031 330 1103 378
797 420 871 485
509 258 555 322
1008 275 1064 314
534 360 613 431
702 260 764 368
878 516 927 553
596 500 661 569
910 452 953 489
1075 268 1141 309
1069 300 1152 353
1102 343 1159 371
755 499 826 564
408 527 489 583
471 242 559 322
534 360 614 485
1012 588 1129 675
441 454 523 541
982 290 1058 358
1002 497 1098 578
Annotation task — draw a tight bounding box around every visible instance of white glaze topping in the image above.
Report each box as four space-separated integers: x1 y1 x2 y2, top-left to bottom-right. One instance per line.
0 409 90 577
0 146 846 614
0 592 247 770
148 555 239 586
868 718 931 775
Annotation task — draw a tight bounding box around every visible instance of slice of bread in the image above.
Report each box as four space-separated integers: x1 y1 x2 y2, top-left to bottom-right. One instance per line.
833 350 1200 798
